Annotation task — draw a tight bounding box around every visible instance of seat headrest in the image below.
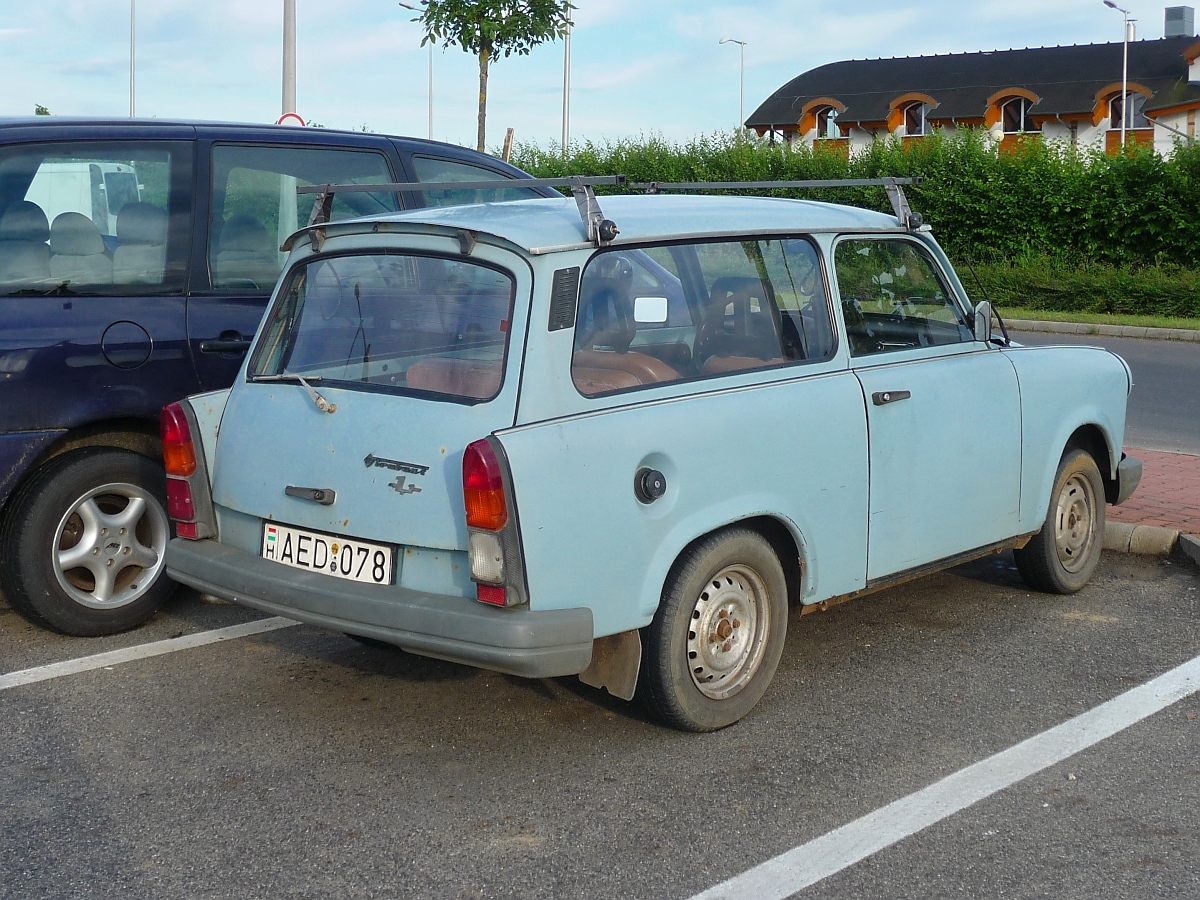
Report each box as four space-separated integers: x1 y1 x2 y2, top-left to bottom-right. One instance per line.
115 202 168 246
219 214 272 253
0 201 50 243
50 212 105 257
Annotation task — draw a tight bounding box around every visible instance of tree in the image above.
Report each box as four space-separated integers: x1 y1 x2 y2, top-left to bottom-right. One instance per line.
411 0 572 152
34 104 50 116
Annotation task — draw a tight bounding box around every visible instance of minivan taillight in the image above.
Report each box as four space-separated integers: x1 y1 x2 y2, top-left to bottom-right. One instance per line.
160 401 217 541
462 437 527 607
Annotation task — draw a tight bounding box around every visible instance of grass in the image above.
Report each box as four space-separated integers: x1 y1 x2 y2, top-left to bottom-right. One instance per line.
994 307 1200 331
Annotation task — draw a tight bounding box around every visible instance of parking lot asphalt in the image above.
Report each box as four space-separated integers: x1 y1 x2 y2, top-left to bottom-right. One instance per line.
2 552 1196 900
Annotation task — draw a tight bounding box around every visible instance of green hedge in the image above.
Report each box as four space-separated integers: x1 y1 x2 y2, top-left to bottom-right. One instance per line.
511 131 1200 317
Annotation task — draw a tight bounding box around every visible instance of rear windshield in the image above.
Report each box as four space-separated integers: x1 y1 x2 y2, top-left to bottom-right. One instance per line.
249 252 515 402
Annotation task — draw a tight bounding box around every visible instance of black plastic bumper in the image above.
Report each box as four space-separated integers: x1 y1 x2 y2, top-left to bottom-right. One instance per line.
1114 453 1143 506
166 538 594 679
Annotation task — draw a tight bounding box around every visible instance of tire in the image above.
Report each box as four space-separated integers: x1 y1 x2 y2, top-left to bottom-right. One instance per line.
638 527 788 732
1014 448 1105 594
0 448 174 636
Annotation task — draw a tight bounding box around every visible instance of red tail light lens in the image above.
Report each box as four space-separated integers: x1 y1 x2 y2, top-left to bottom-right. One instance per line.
463 439 507 530
160 403 197 477
166 477 195 520
476 584 507 606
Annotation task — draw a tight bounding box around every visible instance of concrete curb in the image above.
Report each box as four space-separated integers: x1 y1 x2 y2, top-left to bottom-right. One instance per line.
1008 319 1200 342
1178 534 1200 569
1103 521 1180 555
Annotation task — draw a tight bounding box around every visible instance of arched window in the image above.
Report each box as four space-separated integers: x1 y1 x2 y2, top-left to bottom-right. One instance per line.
904 102 930 137
815 106 841 140
1000 96 1035 133
1109 92 1148 129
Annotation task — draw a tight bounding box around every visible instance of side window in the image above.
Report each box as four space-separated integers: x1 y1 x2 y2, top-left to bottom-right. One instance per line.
571 236 834 397
834 238 972 357
410 156 541 207
0 142 190 295
208 145 398 292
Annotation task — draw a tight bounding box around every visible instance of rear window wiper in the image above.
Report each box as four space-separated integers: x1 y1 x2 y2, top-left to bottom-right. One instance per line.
247 373 336 414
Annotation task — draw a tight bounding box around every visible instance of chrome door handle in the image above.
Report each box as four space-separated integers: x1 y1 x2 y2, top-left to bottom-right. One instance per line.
871 390 911 406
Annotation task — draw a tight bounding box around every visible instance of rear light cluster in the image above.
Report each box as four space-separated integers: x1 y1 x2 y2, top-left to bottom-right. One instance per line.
160 402 217 540
463 438 528 607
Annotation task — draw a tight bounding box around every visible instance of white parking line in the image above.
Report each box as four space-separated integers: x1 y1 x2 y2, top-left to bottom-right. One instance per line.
0 617 299 691
691 653 1200 900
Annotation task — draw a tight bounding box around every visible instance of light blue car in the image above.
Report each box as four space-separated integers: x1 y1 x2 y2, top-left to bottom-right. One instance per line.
162 182 1141 731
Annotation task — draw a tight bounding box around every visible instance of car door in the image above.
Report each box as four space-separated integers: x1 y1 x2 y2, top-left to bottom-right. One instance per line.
0 136 196 436
187 139 403 392
834 235 1022 582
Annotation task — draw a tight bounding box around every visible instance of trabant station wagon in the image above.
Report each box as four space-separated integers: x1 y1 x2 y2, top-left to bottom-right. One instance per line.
163 178 1141 731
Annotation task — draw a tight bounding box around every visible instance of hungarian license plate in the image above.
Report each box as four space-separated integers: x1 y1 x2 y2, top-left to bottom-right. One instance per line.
261 522 395 585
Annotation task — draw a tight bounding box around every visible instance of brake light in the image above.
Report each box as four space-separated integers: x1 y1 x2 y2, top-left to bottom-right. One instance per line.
463 439 507 530
160 402 197 477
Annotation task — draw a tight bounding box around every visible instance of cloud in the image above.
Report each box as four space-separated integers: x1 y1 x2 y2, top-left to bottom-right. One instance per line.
0 28 34 39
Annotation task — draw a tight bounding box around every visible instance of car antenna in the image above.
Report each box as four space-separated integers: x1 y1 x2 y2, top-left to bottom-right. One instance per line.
963 256 1011 347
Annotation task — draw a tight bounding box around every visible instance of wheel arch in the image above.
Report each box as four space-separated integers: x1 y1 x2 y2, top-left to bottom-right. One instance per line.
1064 423 1120 504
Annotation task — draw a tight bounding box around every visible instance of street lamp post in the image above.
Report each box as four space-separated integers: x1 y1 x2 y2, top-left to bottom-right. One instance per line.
129 0 135 117
398 2 433 140
283 0 296 116
1104 1 1135 149
562 5 572 159
719 37 746 134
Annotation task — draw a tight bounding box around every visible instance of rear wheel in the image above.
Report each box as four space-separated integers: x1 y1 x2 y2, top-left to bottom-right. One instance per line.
1014 448 1105 594
0 448 174 635
638 528 788 732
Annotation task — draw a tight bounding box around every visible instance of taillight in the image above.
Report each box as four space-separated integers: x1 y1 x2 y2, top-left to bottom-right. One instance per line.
463 438 526 607
463 439 507 530
160 403 197 477
166 477 195 520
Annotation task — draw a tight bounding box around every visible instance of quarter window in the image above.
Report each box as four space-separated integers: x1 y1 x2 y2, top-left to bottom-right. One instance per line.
411 156 544 207
571 237 834 396
834 238 972 357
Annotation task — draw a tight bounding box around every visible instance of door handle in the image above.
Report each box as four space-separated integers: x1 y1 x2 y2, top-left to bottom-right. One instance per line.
199 338 252 353
871 390 911 406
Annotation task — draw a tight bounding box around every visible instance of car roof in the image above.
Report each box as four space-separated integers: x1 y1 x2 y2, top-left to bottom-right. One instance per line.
311 193 906 255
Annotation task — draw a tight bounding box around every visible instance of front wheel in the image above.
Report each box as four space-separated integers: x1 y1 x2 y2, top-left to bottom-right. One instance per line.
1014 448 1105 594
0 448 174 635
638 528 788 732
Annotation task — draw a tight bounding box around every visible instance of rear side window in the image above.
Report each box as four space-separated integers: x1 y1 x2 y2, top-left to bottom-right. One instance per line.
0 141 191 295
208 145 399 292
571 237 834 396
410 156 541 207
250 253 514 403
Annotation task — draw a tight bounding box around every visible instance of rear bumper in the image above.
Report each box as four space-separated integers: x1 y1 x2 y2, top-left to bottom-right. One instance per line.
166 538 594 679
1113 452 1142 506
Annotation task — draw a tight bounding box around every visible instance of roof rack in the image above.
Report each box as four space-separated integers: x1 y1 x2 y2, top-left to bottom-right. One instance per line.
294 175 922 250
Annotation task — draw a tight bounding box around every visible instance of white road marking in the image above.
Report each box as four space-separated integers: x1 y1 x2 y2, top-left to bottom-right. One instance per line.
0 617 299 691
692 653 1200 900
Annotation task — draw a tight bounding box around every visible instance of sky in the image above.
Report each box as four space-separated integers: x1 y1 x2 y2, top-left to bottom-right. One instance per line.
0 1 1183 152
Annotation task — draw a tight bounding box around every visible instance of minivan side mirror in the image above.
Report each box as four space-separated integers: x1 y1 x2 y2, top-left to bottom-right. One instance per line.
973 300 994 343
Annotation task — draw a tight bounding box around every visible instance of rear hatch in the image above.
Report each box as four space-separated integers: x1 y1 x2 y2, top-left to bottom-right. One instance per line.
211 244 527 571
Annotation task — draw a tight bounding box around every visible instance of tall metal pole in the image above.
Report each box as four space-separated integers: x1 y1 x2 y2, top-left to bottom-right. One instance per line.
427 42 434 140
719 38 747 133
129 0 135 117
283 0 297 116
1104 2 1133 149
562 6 572 158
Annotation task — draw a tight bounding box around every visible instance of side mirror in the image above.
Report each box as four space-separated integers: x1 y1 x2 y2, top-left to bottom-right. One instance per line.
973 300 994 343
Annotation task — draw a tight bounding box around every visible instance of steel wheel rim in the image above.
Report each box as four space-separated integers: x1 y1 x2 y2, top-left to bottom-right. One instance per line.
52 482 169 610
686 563 771 700
1054 472 1097 574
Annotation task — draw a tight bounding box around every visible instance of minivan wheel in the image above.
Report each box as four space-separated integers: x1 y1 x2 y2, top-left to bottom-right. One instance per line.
1014 448 1106 595
0 449 174 636
638 527 788 732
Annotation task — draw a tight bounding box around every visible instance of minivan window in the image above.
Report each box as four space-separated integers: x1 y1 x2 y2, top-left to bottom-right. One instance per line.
208 145 399 292
572 236 834 396
0 142 191 295
411 156 543 207
249 253 514 403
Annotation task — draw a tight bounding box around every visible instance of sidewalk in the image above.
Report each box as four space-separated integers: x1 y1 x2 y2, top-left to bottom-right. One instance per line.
1007 319 1200 342
1109 447 1200 536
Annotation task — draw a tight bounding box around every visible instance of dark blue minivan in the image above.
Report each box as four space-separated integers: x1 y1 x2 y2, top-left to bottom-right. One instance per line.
0 118 548 635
